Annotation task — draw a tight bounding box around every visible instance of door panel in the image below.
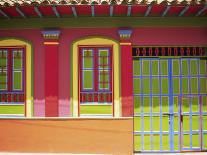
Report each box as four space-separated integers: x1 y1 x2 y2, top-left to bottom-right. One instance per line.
134 58 207 152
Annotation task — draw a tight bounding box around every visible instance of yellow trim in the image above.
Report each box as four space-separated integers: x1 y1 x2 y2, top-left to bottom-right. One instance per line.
0 39 33 117
120 42 132 45
72 37 121 117
44 42 59 45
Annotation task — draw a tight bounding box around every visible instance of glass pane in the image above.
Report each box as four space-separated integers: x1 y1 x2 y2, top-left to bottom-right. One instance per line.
153 135 160 150
182 78 189 94
200 59 206 75
152 60 158 75
13 71 22 90
162 116 169 131
153 97 160 113
134 116 141 131
190 60 198 76
182 60 188 76
203 115 207 131
133 60 140 76
174 96 178 113
173 78 179 94
83 70 93 89
162 78 168 94
99 71 109 82
192 115 199 130
134 135 141 151
99 50 108 56
0 50 7 67
144 116 150 131
144 135 150 150
161 60 168 76
99 83 109 90
83 57 93 69
143 97 150 113
192 134 200 147
183 134 190 147
200 78 207 94
83 50 93 68
182 98 189 113
162 135 169 150
0 72 7 90
143 78 150 94
183 116 190 131
192 97 199 112
191 78 198 94
134 96 141 113
162 97 169 113
204 134 207 149
142 60 150 75
99 57 108 67
133 78 140 94
202 96 207 112
153 116 160 131
174 135 179 151
174 116 179 132
152 78 159 94
13 50 22 70
173 59 179 75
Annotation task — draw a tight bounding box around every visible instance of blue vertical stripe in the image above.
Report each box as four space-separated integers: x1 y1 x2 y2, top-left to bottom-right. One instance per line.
159 58 163 151
168 59 174 151
140 59 144 151
150 60 153 151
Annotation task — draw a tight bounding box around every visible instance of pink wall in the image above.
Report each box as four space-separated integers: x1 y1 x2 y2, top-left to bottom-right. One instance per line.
0 27 206 117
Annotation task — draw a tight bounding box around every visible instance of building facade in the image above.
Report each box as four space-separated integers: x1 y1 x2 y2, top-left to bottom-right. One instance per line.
0 0 207 153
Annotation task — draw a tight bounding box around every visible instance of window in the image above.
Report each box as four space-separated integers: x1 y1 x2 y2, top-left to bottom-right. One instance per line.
0 47 25 104
79 47 112 104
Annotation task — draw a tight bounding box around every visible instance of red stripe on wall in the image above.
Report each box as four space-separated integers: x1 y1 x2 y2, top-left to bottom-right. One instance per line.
45 44 59 117
121 44 133 117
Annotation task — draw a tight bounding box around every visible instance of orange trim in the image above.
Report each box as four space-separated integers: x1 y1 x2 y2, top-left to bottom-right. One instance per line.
44 42 59 45
120 43 132 45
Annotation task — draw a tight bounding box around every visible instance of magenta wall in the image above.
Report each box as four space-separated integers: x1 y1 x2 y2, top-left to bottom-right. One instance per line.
0 27 206 117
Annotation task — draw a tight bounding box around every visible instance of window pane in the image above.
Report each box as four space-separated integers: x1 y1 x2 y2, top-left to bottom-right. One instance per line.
83 70 93 89
152 60 158 75
162 78 168 94
162 97 169 113
153 97 160 113
200 78 207 94
152 78 159 94
133 60 140 76
0 72 7 90
182 78 188 94
134 96 141 113
13 71 22 90
161 60 168 75
143 78 150 94
190 60 198 75
182 60 188 76
0 50 7 67
83 57 93 69
200 59 206 75
173 78 179 94
191 78 198 94
13 50 22 70
174 96 178 113
153 116 160 131
99 71 109 82
143 97 150 113
142 60 150 75
173 59 179 75
133 78 140 94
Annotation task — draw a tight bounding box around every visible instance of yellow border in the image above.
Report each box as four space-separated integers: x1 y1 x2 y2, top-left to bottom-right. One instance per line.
72 37 121 117
44 42 59 45
0 39 33 117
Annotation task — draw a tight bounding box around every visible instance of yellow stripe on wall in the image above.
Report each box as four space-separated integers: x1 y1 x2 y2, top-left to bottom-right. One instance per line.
72 37 121 117
0 39 33 117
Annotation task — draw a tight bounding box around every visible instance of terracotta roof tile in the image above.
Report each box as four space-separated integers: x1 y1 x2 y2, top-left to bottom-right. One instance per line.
0 0 206 6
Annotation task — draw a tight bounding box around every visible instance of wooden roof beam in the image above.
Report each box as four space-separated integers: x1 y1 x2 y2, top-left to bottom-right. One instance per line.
179 5 189 17
127 5 132 17
34 6 43 18
52 6 60 18
195 4 207 16
162 5 171 17
16 7 27 18
0 8 10 19
145 4 152 17
71 6 77 17
110 5 113 17
91 5 95 17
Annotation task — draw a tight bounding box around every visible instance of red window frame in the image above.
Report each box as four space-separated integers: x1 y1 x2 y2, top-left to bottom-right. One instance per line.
78 46 113 104
0 46 26 105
